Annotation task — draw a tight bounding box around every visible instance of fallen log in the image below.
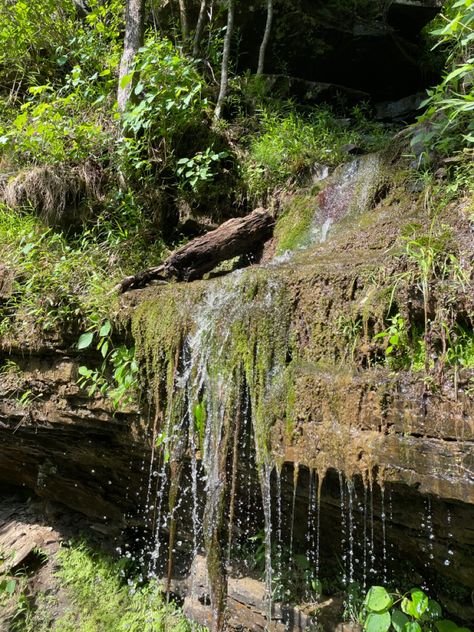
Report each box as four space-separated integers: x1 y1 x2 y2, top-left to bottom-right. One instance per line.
117 208 274 293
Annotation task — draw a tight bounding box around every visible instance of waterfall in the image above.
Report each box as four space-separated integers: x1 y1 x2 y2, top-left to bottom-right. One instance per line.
131 269 293 629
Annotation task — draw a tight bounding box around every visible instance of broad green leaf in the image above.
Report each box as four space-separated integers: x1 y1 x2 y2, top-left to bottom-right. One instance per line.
410 589 429 617
100 340 109 358
365 611 391 632
99 320 111 337
311 578 323 594
77 332 94 349
404 623 422 632
364 586 393 613
392 608 410 632
402 598 416 617
443 64 473 83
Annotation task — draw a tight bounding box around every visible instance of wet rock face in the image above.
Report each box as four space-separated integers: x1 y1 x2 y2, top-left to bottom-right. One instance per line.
277 369 474 504
0 354 146 525
1 151 473 627
0 321 473 625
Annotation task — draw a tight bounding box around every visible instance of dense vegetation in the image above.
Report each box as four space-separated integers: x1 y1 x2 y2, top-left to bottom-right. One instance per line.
0 0 472 345
0 0 473 629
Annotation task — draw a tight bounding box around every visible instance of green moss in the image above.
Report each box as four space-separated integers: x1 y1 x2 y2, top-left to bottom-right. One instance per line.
18 543 202 632
274 195 315 255
131 269 296 464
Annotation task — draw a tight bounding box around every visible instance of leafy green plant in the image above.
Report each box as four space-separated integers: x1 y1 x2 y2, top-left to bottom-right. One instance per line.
0 205 119 337
242 103 389 202
0 576 17 599
0 0 121 168
374 314 410 367
15 389 41 408
412 0 474 158
1 83 112 166
389 222 468 373
344 581 366 625
0 0 75 93
242 106 346 200
338 313 364 362
362 586 471 632
77 320 139 410
177 148 228 191
446 328 474 369
0 549 25 624
119 35 207 181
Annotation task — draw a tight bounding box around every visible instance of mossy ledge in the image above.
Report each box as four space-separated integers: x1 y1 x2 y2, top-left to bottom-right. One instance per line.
125 164 474 501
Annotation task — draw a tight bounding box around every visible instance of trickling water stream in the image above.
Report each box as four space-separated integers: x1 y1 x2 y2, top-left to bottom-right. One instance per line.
121 152 473 631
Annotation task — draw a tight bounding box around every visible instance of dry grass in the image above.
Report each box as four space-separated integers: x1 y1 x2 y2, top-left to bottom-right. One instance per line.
1 161 105 228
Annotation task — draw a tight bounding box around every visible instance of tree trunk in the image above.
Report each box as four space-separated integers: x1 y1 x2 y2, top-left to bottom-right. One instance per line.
178 0 190 41
214 0 235 121
193 0 209 57
257 0 273 76
117 0 146 115
117 208 274 292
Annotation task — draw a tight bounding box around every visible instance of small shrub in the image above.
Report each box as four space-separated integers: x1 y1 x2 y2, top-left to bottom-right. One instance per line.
0 0 76 93
374 314 411 369
0 81 114 167
77 320 139 410
0 205 116 336
119 35 208 181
